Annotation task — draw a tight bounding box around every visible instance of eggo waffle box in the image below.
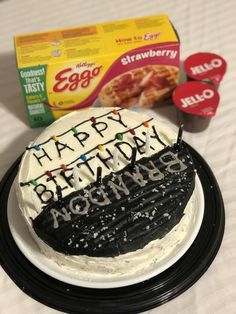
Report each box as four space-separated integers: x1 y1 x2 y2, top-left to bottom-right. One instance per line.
14 14 180 128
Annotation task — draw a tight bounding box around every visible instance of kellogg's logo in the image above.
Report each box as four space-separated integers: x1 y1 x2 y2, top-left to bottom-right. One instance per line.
53 65 103 92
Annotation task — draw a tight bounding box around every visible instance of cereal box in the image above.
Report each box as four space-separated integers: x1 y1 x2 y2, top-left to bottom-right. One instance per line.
14 14 180 128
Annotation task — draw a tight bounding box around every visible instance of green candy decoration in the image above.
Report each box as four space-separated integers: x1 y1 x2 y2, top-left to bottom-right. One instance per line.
116 133 123 141
71 127 78 134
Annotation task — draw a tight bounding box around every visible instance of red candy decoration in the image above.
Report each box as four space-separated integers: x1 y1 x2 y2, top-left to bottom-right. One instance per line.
90 116 96 123
46 171 52 177
129 128 136 135
112 109 119 115
61 164 67 171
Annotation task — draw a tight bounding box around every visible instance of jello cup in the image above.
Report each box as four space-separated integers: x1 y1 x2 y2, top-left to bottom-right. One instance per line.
172 81 220 132
184 52 227 89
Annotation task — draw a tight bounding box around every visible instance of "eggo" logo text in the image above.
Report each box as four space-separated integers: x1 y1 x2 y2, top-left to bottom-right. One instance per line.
53 65 102 92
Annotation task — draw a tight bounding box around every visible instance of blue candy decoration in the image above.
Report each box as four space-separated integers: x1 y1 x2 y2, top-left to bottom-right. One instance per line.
34 145 41 151
81 154 87 161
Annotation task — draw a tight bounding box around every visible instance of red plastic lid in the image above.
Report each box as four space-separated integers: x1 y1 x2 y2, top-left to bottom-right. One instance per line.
172 81 220 117
184 52 227 85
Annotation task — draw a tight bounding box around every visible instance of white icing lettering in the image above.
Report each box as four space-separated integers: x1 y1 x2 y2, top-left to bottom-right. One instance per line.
124 166 147 187
139 161 164 181
50 207 71 229
69 195 90 215
159 152 187 173
88 187 111 205
107 175 130 199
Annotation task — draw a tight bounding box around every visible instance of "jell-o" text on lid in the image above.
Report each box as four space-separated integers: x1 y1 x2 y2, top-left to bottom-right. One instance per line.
172 81 220 118
184 52 227 85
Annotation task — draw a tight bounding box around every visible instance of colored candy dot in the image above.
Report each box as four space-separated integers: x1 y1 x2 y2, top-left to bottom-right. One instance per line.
71 127 78 134
34 145 41 151
46 171 52 177
97 144 105 151
52 135 58 142
143 121 149 128
116 133 123 141
90 116 96 123
31 179 38 186
129 129 136 135
61 164 67 171
112 109 119 115
81 154 87 161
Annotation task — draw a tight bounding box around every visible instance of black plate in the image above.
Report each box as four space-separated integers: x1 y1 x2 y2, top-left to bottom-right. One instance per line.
0 144 225 314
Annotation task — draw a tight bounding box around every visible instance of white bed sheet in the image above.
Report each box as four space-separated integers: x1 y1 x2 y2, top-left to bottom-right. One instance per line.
0 0 236 313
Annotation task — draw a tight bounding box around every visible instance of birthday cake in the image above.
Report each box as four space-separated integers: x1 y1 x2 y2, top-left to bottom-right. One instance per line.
16 108 196 281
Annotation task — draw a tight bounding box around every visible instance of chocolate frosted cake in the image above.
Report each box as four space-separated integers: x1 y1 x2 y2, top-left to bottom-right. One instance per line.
16 108 196 281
